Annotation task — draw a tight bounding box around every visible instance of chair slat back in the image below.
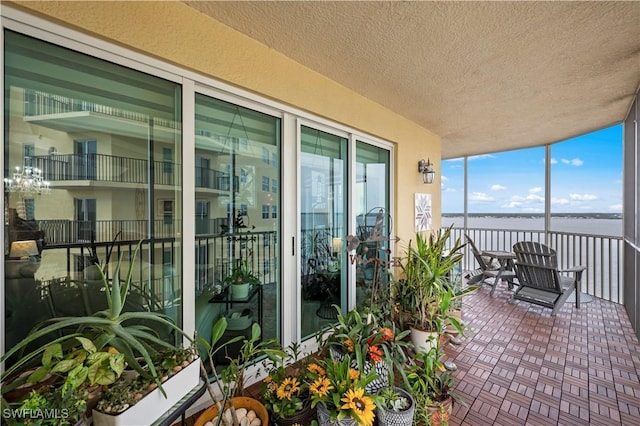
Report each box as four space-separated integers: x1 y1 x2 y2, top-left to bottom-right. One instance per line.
465 234 489 270
513 241 562 293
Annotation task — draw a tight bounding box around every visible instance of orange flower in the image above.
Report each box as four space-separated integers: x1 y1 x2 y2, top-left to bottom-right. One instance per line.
348 368 360 380
368 345 383 363
378 327 394 341
344 338 355 353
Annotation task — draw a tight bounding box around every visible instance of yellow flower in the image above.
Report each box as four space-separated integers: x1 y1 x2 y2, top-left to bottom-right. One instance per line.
340 388 376 426
276 377 301 400
348 368 360 380
264 375 272 383
308 363 326 376
309 377 333 398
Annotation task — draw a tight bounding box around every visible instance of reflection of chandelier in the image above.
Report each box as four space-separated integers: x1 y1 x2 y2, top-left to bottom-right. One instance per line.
4 165 51 195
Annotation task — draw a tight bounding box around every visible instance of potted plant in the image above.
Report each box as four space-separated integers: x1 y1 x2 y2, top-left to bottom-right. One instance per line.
375 386 416 426
0 241 198 425
224 259 260 300
259 343 314 426
324 306 410 394
391 227 475 353
307 353 382 426
406 338 463 426
92 344 200 425
195 319 283 426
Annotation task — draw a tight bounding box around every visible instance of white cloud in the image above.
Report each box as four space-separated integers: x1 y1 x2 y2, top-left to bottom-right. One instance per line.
491 184 507 191
560 158 583 166
468 154 495 161
551 197 570 205
529 187 542 194
549 158 558 164
522 207 544 213
502 201 523 208
526 193 544 202
469 192 493 202
443 187 456 193
569 193 597 201
608 204 622 212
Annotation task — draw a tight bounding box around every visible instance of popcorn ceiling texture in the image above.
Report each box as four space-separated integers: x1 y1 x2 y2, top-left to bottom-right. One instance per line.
184 1 640 159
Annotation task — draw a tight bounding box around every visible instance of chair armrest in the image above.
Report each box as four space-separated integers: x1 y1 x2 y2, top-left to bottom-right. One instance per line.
560 265 587 273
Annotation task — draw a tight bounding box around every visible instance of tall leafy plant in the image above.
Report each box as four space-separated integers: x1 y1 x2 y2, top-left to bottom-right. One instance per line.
1 240 189 394
392 226 473 333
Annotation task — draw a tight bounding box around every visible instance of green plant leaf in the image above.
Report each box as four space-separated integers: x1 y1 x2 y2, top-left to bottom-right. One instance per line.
75 336 97 354
211 317 228 347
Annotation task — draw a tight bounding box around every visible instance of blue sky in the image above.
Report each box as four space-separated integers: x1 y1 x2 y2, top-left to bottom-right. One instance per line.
441 124 623 214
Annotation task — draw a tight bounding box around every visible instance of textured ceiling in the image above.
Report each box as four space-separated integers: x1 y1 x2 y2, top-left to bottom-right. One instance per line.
183 1 640 159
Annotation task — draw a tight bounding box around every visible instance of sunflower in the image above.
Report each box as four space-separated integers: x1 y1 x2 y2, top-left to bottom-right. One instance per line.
340 388 376 426
276 377 301 400
309 377 333 398
307 363 326 376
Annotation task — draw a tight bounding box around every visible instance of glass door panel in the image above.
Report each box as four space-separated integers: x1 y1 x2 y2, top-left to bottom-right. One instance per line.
194 94 281 361
3 30 183 362
354 142 390 308
300 126 347 339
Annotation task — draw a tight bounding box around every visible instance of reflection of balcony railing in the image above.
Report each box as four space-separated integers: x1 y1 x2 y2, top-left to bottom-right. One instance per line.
24 89 181 130
37 230 278 299
30 154 180 185
36 219 183 246
449 227 623 303
29 154 228 190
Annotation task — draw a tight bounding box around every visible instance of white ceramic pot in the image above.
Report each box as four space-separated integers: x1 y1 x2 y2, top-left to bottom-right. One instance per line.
229 282 251 300
409 327 438 353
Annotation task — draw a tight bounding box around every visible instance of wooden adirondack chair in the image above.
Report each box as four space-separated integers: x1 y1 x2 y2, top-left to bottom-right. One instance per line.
512 241 586 315
465 234 516 295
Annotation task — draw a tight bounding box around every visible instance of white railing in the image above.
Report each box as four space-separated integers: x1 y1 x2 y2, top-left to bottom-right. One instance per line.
449 227 624 303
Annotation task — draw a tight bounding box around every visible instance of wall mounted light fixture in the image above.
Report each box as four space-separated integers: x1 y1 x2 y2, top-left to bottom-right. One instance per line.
418 159 435 184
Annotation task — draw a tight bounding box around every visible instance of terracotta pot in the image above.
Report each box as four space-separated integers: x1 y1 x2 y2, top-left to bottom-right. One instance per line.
2 369 58 402
425 397 452 426
195 396 269 426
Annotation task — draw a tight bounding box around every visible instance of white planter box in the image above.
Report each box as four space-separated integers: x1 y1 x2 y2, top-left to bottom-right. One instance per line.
92 357 200 426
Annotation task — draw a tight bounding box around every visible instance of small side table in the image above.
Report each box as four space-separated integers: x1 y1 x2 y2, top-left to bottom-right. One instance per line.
480 250 517 295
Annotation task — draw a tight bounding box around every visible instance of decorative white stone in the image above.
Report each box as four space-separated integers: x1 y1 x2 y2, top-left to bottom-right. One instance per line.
250 418 262 426
236 408 248 419
246 410 256 421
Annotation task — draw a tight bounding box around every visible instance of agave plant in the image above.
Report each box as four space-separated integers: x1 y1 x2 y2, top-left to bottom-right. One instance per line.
0 240 190 394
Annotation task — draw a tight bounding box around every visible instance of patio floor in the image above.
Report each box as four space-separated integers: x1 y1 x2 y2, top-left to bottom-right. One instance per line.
446 280 640 426
181 280 640 426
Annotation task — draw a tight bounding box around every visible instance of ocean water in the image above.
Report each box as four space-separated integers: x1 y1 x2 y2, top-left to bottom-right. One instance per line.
442 215 622 237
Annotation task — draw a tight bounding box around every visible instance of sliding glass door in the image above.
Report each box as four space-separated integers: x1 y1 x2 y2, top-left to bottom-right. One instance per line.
299 125 347 339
